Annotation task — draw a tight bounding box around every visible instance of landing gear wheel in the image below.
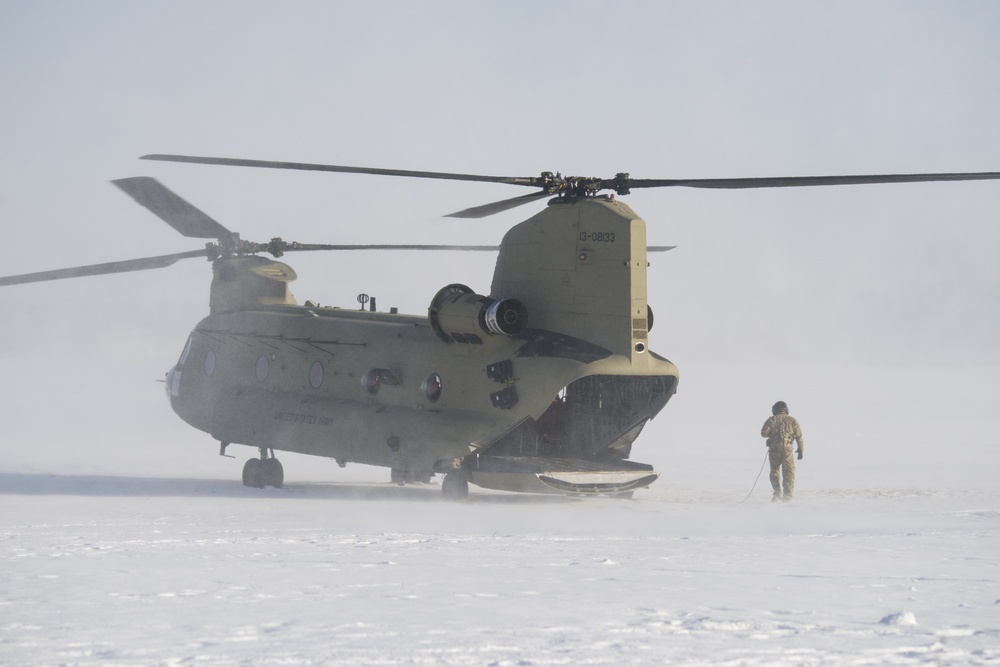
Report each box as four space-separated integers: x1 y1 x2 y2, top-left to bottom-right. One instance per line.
391 468 406 486
441 471 469 500
242 458 264 489
262 458 284 488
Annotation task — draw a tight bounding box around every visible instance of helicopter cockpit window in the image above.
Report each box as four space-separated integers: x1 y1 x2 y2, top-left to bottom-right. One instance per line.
309 361 324 389
255 355 269 382
421 373 442 403
204 350 216 377
168 368 181 397
179 336 193 365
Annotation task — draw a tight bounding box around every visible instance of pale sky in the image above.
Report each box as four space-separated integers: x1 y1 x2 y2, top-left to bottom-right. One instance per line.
2 1 998 481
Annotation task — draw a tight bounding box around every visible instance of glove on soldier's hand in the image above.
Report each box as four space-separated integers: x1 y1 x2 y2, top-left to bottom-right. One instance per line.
797 451 803 460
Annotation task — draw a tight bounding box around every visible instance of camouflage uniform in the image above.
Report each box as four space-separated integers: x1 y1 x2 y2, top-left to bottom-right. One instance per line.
760 402 803 501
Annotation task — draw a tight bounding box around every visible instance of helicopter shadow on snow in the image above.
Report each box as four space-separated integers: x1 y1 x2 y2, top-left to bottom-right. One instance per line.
0 472 577 505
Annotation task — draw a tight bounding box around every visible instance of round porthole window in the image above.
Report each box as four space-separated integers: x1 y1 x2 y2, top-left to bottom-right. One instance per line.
421 373 442 403
255 355 269 382
309 361 324 389
204 350 216 377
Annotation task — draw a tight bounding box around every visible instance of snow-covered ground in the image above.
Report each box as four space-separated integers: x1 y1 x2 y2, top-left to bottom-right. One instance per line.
3 465 998 666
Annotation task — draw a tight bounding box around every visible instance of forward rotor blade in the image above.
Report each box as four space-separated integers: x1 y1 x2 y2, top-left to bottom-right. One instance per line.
112 177 235 239
445 192 552 218
141 154 539 187
627 172 1000 190
0 249 210 287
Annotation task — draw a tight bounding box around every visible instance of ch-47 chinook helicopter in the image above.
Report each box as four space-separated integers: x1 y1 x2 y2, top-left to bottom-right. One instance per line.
3 155 999 499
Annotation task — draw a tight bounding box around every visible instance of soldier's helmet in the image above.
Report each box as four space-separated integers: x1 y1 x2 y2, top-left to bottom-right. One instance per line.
772 401 788 415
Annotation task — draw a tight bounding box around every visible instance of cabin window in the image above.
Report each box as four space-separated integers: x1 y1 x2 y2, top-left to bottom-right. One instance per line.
309 361 324 389
204 350 216 377
255 355 269 382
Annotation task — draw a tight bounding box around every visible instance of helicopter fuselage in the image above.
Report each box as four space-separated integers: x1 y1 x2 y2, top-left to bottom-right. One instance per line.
166 196 680 493
167 304 677 473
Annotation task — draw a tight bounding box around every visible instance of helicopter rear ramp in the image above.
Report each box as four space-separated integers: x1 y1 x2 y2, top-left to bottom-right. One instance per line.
466 455 658 496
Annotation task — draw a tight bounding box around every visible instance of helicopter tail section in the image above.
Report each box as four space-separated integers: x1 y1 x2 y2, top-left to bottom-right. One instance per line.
478 197 678 494
490 196 651 362
479 373 677 460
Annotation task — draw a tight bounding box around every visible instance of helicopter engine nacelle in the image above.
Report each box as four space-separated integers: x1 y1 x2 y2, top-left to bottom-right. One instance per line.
209 256 298 314
428 283 528 344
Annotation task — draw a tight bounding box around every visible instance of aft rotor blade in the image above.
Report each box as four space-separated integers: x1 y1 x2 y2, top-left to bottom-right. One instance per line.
141 154 540 187
626 172 1000 190
280 243 673 252
0 249 210 287
113 177 235 240
446 192 552 218
282 243 499 251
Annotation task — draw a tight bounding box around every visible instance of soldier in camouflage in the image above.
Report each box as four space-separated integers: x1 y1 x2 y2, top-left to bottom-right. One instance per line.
760 401 804 501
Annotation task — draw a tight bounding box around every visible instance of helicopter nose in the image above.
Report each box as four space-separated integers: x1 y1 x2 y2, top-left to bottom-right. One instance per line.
165 365 180 398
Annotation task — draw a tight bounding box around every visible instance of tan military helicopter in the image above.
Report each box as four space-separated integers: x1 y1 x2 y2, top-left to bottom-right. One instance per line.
3 155 999 499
